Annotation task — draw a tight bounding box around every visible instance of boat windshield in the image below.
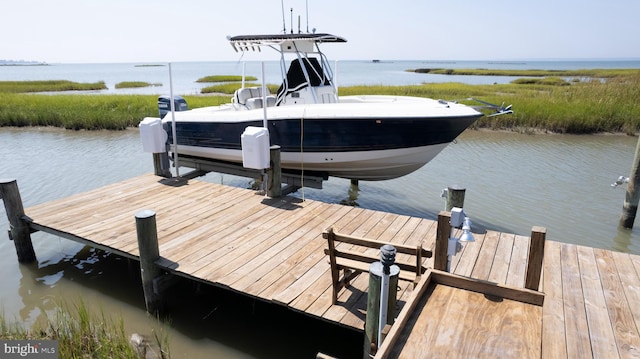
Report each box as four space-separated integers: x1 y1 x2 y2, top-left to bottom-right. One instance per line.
276 57 332 105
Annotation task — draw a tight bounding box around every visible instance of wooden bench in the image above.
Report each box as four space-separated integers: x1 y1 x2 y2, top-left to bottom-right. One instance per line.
323 227 432 304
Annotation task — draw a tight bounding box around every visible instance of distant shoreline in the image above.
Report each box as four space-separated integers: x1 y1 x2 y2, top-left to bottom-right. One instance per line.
0 62 48 67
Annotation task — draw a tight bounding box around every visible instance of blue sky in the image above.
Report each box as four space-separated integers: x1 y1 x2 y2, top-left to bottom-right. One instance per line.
4 0 640 63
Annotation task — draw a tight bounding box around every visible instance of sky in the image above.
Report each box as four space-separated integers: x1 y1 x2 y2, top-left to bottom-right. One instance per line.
3 0 640 64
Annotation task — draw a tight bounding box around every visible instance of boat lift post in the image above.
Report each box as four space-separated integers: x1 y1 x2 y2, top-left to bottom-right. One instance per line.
261 62 269 193
168 63 180 177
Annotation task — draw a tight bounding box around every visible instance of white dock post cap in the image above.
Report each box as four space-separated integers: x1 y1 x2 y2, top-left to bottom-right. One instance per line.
135 209 156 219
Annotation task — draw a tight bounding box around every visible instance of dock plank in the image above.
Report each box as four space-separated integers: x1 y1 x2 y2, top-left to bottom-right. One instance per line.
159 196 298 270
541 240 567 359
195 202 333 287
594 248 640 358
577 245 618 358
186 199 321 281
245 205 350 300
487 232 515 285
469 230 500 280
452 231 486 278
561 243 593 358
610 251 640 343
505 234 530 288
222 204 341 294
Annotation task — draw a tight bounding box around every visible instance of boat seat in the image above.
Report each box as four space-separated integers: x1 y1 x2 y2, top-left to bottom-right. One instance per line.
246 97 263 109
235 88 253 106
246 96 276 109
234 87 275 109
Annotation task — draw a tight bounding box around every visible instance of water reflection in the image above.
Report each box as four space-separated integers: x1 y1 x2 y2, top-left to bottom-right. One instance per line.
339 179 360 207
612 226 634 253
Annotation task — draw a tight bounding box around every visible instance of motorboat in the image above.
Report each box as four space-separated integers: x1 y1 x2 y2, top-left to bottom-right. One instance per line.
148 33 511 181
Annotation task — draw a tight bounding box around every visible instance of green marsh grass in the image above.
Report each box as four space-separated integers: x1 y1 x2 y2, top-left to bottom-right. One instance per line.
339 73 640 134
115 81 162 89
196 75 258 83
0 94 228 130
409 68 640 78
1 300 170 358
0 80 107 93
1 73 639 133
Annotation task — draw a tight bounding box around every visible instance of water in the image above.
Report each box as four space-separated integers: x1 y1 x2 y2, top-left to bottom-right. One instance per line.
2 59 640 357
2 59 640 96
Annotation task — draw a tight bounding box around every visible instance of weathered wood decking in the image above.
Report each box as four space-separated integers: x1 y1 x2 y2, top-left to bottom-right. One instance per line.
21 173 640 357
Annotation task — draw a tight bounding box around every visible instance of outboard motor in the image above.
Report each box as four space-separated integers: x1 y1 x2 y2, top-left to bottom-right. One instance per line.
158 95 188 119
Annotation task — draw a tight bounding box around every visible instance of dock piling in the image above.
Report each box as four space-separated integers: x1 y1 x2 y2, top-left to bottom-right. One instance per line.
268 145 282 197
0 179 36 263
364 250 399 358
445 186 466 211
152 153 172 178
135 209 164 314
620 135 640 228
525 226 546 290
434 211 451 271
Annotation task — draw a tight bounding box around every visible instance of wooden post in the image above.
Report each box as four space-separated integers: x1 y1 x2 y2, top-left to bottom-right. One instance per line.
0 179 36 263
268 145 282 198
446 185 466 211
434 211 451 271
620 135 640 228
364 262 399 358
135 210 163 314
153 152 172 178
525 226 546 290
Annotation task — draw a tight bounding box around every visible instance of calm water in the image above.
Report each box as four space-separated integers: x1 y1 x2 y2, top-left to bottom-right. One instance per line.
2 59 640 357
2 59 640 96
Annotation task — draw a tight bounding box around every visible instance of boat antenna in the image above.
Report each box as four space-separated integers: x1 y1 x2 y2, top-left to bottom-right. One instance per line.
281 0 286 34
290 8 293 34
306 0 309 33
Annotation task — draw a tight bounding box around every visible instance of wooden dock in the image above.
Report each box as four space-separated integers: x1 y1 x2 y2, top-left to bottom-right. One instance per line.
6 173 640 357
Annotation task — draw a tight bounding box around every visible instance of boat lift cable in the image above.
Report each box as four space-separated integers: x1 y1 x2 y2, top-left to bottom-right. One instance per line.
300 108 305 202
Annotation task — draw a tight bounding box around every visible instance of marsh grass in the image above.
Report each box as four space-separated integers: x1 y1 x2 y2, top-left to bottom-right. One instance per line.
0 80 107 93
410 68 640 78
511 77 570 86
1 301 170 358
196 75 258 83
115 81 162 89
0 94 230 130
340 73 640 134
0 94 154 130
1 73 639 133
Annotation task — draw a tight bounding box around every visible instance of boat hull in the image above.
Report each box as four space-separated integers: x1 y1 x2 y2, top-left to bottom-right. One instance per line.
162 96 483 180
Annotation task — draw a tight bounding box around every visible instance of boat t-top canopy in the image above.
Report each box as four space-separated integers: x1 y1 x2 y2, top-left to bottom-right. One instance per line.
228 33 346 53
227 33 346 105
